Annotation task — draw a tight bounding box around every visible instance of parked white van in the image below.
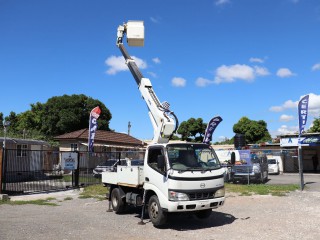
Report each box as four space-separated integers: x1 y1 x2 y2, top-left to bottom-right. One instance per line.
267 156 282 174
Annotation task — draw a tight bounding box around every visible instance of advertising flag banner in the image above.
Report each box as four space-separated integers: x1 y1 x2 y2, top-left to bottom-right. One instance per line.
298 95 309 135
203 116 223 144
88 106 101 152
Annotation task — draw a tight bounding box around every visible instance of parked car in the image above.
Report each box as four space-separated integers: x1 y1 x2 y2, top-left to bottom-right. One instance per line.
231 152 268 184
268 158 280 175
93 159 118 178
129 159 144 166
93 159 144 178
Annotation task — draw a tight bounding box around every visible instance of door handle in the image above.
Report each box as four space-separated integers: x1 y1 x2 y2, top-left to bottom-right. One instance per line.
145 177 149 182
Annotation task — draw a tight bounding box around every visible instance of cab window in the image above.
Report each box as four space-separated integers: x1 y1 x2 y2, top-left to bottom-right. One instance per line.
147 148 165 173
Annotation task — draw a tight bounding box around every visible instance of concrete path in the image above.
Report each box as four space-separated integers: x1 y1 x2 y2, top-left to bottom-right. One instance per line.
267 173 320 192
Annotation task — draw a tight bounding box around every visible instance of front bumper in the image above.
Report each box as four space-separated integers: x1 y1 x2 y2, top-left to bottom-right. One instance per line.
231 172 260 180
164 197 225 212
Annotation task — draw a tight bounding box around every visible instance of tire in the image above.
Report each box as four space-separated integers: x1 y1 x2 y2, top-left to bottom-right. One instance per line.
194 209 212 219
148 195 167 227
111 188 125 214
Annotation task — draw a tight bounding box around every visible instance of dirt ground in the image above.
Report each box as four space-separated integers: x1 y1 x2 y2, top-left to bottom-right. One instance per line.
1 188 320 240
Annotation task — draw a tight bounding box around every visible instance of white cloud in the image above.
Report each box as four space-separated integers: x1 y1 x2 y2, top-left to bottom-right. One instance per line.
217 136 229 142
195 77 214 87
105 55 147 75
269 93 320 116
269 106 283 112
150 17 160 23
269 100 298 112
172 77 186 87
254 66 270 76
307 93 320 117
274 125 298 136
214 64 255 83
249 57 264 63
148 72 157 78
195 64 270 86
276 68 296 78
312 63 320 71
152 57 161 64
215 0 230 6
213 64 269 84
280 114 294 122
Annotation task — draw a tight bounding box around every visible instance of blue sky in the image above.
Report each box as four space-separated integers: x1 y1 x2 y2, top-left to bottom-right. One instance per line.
1 0 320 142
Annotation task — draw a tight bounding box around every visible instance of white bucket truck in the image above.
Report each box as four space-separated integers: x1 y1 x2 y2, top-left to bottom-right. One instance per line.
102 21 225 227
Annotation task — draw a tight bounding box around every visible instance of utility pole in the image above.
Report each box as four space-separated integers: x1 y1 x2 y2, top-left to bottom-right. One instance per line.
128 121 131 135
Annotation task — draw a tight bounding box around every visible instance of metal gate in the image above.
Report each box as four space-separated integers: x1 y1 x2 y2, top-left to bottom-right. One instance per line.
0 149 144 195
0 149 141 195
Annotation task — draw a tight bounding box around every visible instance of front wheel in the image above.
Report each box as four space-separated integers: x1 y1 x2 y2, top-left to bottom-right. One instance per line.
148 195 167 227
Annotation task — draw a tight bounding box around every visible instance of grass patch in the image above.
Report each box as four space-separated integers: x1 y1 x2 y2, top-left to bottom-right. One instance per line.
46 197 56 201
64 197 73 201
79 184 107 201
0 199 58 206
225 183 300 196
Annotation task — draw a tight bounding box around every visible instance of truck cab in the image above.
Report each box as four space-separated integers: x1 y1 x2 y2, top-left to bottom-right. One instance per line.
144 143 225 213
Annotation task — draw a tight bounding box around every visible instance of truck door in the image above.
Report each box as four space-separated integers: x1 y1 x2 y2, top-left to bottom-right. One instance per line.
144 146 168 198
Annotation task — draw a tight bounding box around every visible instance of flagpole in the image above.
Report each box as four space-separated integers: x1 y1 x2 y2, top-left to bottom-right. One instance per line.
88 111 91 152
298 135 304 191
297 94 309 191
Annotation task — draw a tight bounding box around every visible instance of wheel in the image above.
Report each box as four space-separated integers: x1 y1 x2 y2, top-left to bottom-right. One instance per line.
148 195 167 227
111 188 125 213
194 209 212 219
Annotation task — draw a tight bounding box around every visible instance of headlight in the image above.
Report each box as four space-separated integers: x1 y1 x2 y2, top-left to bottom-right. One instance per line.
253 165 261 173
168 191 189 201
215 187 225 198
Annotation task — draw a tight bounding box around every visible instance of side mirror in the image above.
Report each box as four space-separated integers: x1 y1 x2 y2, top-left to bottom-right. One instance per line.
231 152 236 165
157 155 165 170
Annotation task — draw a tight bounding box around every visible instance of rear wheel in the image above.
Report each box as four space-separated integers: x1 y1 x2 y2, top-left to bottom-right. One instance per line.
148 195 167 227
194 209 212 219
111 188 125 213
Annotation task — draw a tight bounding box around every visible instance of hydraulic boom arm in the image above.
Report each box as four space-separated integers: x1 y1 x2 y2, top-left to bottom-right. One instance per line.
116 21 178 144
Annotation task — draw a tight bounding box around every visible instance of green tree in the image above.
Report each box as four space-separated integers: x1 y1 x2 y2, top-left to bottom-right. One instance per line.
2 94 112 140
309 117 320 133
177 118 206 142
35 94 111 137
233 116 271 144
4 112 19 134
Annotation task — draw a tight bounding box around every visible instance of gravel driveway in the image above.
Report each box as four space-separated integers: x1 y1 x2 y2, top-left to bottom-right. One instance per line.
1 188 320 240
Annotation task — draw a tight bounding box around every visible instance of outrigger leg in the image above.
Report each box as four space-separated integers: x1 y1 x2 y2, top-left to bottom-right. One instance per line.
138 189 146 225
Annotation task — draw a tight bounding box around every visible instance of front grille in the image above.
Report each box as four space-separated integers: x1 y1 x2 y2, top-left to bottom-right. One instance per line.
188 191 214 200
235 167 251 173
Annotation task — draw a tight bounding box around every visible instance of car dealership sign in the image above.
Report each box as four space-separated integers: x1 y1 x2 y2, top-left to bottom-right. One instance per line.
61 152 78 170
281 136 320 147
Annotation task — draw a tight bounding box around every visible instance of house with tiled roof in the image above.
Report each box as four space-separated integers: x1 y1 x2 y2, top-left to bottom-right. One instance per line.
54 129 146 152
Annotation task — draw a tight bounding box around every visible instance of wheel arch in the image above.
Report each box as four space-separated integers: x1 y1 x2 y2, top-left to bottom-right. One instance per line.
108 184 126 200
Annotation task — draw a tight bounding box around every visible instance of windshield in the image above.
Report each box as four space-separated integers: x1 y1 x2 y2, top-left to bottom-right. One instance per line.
268 159 277 164
167 144 221 171
99 160 117 167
